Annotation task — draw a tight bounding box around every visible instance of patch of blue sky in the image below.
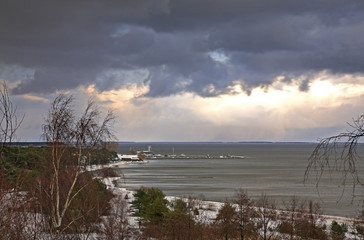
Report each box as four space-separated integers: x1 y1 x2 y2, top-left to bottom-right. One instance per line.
208 51 229 63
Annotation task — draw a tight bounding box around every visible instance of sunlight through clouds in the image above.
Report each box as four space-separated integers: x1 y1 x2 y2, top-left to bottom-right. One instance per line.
310 81 336 97
9 71 364 142
78 72 364 142
21 94 49 103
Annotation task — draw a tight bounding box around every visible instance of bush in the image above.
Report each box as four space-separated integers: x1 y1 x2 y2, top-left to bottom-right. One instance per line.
97 167 119 178
193 207 199 215
331 220 347 240
172 199 187 213
277 221 293 235
295 219 328 240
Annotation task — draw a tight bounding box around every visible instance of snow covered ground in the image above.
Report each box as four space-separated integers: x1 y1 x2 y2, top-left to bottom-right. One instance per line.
86 159 149 172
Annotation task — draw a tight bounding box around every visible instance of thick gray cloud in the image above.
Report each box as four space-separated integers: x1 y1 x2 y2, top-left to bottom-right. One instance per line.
1 0 364 96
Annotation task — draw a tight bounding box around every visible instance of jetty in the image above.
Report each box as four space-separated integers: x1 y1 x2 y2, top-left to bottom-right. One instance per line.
119 146 245 160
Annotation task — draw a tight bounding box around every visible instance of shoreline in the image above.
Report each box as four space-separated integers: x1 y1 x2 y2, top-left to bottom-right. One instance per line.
90 160 357 225
98 171 358 239
86 159 149 172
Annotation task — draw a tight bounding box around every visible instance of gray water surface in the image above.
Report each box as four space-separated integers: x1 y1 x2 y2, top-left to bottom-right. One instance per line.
114 142 364 217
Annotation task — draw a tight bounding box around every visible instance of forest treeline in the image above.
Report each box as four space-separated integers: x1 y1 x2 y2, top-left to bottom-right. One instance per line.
0 145 117 182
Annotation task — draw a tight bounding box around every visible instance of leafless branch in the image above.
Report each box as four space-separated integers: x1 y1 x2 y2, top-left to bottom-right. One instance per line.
0 80 24 145
305 114 364 199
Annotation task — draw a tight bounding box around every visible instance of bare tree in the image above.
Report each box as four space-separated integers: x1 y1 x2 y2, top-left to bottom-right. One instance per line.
233 189 256 240
0 77 41 237
102 195 136 240
40 94 115 233
0 80 24 146
278 196 306 240
305 115 364 197
255 194 277 240
0 174 45 240
293 200 327 239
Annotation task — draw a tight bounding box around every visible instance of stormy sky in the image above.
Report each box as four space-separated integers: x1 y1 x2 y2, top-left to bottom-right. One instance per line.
1 0 364 142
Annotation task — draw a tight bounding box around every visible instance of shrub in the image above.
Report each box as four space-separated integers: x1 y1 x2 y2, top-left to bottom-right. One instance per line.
277 221 293 235
98 167 119 178
331 220 347 240
193 207 199 215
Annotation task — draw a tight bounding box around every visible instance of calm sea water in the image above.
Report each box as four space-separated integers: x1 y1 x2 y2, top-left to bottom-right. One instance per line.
114 142 364 217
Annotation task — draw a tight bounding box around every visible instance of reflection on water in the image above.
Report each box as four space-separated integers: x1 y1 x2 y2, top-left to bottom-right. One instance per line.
113 142 364 217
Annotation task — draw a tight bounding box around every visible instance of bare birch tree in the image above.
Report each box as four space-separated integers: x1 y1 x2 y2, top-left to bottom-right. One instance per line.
40 94 115 233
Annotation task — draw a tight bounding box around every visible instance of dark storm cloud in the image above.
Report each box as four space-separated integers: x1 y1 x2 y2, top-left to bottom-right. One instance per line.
1 0 364 96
